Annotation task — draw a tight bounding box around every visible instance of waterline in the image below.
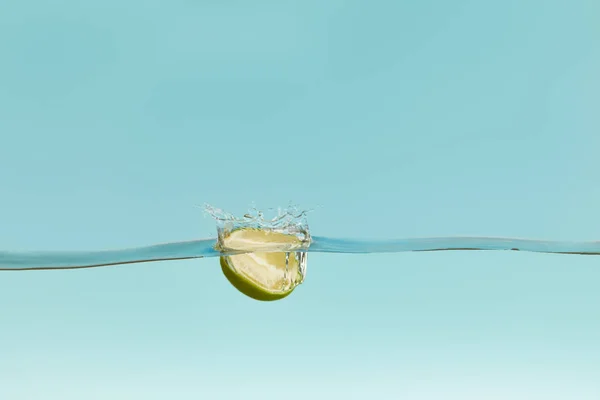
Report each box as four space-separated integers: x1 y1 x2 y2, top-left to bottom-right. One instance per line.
310 236 600 255
2 236 600 271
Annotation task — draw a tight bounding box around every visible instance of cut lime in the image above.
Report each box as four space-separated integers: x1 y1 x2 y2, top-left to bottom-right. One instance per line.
218 228 308 301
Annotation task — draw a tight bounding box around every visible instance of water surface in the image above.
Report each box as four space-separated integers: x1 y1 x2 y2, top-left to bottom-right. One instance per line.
2 235 600 271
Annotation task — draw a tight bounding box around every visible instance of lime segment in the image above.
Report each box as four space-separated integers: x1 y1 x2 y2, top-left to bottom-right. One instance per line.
218 228 308 301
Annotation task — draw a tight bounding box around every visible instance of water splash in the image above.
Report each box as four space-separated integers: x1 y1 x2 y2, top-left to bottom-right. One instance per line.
204 203 312 249
204 203 311 232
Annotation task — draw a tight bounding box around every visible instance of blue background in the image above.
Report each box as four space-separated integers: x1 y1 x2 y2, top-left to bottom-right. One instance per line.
1 1 599 399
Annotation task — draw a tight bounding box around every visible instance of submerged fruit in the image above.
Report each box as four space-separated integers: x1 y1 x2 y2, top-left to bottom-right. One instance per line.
218 228 308 301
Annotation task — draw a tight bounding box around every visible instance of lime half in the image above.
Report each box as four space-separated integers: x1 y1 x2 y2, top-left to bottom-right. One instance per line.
218 228 308 301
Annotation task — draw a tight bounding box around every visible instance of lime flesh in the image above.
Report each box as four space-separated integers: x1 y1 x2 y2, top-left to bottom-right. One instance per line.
220 256 295 301
218 229 307 301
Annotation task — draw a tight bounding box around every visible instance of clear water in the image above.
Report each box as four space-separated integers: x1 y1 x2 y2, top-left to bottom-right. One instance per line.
2 205 600 271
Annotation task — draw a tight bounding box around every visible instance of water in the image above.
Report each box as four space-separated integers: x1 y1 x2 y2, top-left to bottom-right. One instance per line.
2 204 600 271
3 236 600 271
